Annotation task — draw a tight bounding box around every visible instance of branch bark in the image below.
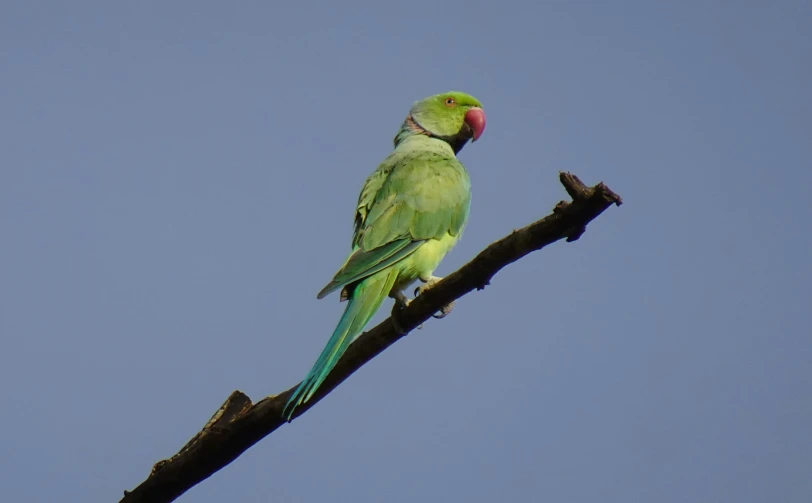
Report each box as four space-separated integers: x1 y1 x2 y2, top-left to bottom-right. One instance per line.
120 172 622 503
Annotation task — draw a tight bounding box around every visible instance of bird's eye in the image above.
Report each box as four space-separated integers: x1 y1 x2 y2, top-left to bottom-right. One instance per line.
444 97 456 107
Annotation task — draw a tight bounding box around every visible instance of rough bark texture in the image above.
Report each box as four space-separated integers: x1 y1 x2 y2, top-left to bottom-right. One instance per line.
120 172 622 503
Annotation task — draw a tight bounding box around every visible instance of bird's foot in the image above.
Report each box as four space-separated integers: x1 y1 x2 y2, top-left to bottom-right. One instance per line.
432 301 455 319
390 290 422 335
414 276 455 319
413 275 443 297
391 289 411 308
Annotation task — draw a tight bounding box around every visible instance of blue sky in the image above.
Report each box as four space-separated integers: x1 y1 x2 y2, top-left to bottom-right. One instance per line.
1 2 810 502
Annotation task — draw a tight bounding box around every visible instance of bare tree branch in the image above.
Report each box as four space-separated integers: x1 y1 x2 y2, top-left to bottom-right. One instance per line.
120 172 622 503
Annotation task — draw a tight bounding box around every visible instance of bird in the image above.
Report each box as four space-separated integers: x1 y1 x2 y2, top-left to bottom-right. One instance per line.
283 91 486 420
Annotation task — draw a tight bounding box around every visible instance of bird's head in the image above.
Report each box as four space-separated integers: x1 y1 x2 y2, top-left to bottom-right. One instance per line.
397 91 486 153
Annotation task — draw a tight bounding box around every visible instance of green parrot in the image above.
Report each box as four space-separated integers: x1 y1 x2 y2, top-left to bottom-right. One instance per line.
283 91 486 420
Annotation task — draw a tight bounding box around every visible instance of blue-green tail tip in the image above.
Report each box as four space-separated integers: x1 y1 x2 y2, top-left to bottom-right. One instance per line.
283 381 309 421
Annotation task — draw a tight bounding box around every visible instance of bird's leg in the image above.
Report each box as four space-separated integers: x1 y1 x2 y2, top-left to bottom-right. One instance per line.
389 289 422 334
414 275 455 319
390 289 411 309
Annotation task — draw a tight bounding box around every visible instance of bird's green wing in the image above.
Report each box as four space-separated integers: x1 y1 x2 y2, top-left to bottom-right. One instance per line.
316 239 422 299
358 150 471 249
318 149 470 298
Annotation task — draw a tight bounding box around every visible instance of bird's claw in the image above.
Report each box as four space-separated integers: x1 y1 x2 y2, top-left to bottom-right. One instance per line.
392 315 408 335
432 301 455 319
413 276 440 297
390 293 423 334
390 295 409 335
391 290 411 308
414 276 455 320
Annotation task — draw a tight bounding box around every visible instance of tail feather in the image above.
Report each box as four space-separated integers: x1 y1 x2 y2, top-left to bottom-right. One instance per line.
283 268 398 420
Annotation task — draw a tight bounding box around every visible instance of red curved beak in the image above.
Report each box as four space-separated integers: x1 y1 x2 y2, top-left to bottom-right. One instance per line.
464 107 486 142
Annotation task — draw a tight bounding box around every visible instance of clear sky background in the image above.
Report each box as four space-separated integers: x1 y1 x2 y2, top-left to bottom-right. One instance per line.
1 2 810 502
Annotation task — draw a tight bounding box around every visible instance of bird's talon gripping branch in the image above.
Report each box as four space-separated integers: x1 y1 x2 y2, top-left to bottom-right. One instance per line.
391 311 408 335
432 301 455 319
390 290 412 335
390 293 423 334
414 276 454 319
391 290 411 308
413 275 442 297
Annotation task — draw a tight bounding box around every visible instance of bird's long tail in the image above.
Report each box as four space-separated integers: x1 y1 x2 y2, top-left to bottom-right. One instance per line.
283 268 399 420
